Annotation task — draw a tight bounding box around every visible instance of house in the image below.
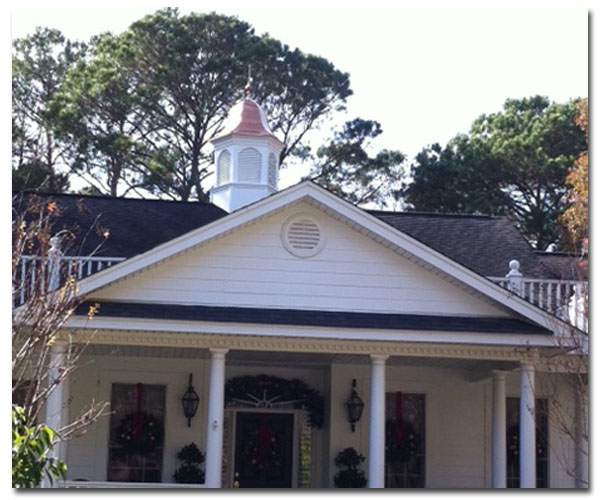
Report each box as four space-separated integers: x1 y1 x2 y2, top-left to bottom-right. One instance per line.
16 94 587 489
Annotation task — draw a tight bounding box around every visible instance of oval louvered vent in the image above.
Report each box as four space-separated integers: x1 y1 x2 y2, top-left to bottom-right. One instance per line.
238 147 262 182
282 215 325 258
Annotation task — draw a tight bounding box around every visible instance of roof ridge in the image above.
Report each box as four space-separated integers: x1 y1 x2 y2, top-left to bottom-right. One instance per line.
367 209 505 220
535 251 580 257
12 190 220 207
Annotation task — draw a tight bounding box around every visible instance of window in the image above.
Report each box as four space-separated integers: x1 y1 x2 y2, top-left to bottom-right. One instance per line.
107 383 166 483
385 392 425 488
506 398 548 488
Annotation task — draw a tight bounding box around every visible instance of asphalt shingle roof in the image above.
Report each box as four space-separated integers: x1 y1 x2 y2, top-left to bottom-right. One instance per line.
14 191 562 279
368 211 555 278
13 192 227 259
75 301 551 335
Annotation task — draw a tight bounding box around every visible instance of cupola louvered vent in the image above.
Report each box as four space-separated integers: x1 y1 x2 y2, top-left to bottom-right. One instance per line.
238 147 262 182
217 150 231 185
282 215 326 258
268 153 278 187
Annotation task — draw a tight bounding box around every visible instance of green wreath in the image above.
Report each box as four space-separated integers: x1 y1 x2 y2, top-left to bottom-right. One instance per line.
507 424 545 467
385 419 421 464
115 411 164 455
225 375 324 428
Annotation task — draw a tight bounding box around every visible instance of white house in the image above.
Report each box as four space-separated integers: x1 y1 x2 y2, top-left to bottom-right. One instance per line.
19 94 587 489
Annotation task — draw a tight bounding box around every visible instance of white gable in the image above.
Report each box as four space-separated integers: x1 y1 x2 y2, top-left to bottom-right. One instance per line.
91 202 508 318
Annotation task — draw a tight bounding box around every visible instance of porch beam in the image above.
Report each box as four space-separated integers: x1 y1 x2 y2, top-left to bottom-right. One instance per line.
491 370 507 488
204 348 229 488
519 363 536 488
67 328 542 362
368 354 389 488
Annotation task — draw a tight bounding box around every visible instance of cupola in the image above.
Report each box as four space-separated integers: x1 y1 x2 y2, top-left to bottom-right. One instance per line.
209 84 285 213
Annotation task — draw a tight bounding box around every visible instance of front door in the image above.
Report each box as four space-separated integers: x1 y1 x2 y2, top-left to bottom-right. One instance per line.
234 412 294 488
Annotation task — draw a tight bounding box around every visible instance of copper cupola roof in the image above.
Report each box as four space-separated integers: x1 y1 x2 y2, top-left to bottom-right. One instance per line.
228 98 276 138
211 84 283 146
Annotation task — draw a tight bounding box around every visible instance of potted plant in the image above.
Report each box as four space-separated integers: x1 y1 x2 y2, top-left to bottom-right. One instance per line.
333 447 367 488
173 443 205 484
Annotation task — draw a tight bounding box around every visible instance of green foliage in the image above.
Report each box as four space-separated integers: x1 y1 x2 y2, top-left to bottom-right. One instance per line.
49 32 147 196
173 443 205 484
308 118 406 207
333 447 367 488
225 374 324 428
403 96 587 250
12 27 85 193
560 98 588 254
43 8 351 200
12 405 66 488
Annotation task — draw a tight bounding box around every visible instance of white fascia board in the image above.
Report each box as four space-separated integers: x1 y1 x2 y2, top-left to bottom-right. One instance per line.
64 314 558 349
75 181 562 332
211 134 284 150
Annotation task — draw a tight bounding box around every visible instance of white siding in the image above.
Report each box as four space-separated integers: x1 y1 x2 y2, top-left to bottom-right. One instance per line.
93 203 507 317
65 355 211 483
328 363 487 488
65 354 328 486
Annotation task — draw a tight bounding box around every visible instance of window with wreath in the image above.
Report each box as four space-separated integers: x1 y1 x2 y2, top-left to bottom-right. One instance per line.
385 392 425 488
107 383 166 483
506 398 548 488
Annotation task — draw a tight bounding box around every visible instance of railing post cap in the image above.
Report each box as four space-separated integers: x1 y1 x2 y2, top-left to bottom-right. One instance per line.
506 259 523 277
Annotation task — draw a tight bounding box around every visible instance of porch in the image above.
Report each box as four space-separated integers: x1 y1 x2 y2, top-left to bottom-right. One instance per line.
47 332 582 489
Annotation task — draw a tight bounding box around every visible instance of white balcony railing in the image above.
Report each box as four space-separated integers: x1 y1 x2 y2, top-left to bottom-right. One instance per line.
14 255 125 307
489 270 588 333
59 480 204 489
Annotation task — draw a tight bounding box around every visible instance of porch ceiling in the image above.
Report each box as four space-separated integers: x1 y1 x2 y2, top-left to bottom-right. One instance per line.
84 344 518 373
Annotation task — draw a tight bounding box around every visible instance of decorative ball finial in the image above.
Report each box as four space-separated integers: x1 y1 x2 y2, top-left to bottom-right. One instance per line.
506 259 523 278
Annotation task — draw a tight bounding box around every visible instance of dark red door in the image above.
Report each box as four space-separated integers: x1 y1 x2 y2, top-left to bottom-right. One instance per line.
234 412 294 488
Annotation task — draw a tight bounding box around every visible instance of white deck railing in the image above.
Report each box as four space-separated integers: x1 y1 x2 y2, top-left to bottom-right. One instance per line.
14 255 125 307
59 480 205 489
489 274 588 332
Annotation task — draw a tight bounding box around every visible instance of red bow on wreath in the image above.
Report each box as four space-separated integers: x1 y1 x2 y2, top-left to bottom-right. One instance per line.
133 383 145 441
256 418 275 466
393 392 406 445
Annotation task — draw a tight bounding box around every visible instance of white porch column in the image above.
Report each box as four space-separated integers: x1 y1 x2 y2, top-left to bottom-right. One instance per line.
574 381 588 488
44 342 68 487
204 348 228 488
519 363 536 488
368 354 388 489
491 370 507 488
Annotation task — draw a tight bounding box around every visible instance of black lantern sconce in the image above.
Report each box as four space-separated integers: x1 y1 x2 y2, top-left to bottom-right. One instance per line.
345 378 364 432
181 373 200 427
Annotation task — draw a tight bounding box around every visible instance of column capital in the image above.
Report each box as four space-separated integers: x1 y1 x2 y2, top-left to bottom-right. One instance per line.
492 369 507 379
50 340 69 351
370 354 389 363
209 348 229 357
520 361 536 372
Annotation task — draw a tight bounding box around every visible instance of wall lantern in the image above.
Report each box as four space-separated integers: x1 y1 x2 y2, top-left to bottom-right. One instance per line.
181 373 200 427
345 379 364 432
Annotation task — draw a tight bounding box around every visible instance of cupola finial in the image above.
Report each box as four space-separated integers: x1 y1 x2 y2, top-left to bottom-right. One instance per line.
244 66 253 98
